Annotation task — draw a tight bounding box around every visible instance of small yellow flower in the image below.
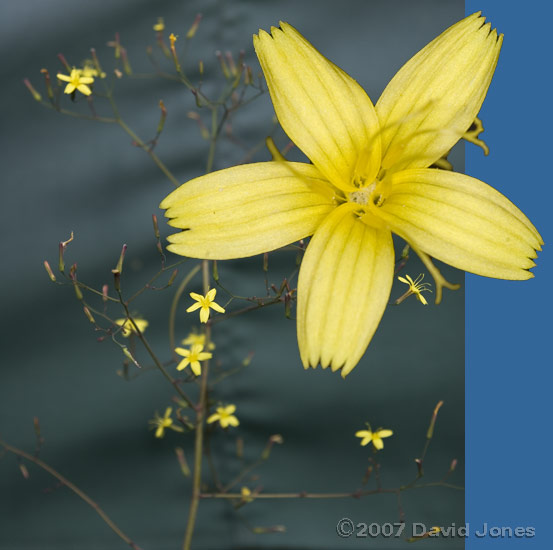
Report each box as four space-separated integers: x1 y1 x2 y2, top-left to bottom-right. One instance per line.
186 289 225 323
396 274 432 305
182 331 215 350
149 407 183 438
81 63 106 79
153 17 165 32
57 68 94 96
240 486 254 503
115 318 149 337
169 33 178 47
175 344 212 376
355 426 393 450
207 404 239 428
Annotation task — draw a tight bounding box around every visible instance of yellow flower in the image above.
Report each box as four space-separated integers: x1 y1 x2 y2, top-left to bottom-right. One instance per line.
57 68 94 96
115 318 149 337
160 14 542 377
175 344 212 376
186 289 225 323
240 486 254 503
149 407 183 438
182 331 215 350
81 63 106 79
207 404 239 428
153 17 165 32
396 274 432 305
355 427 393 450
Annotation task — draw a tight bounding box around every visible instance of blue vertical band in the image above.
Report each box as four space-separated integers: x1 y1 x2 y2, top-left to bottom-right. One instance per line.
465 1 550 547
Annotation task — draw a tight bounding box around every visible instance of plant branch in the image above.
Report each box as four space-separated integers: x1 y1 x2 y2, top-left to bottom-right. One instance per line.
0 440 142 550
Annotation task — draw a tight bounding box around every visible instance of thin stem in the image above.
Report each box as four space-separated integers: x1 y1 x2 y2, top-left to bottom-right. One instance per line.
205 107 218 174
126 259 186 304
117 291 195 409
200 481 463 500
208 297 284 325
169 264 202 354
182 260 211 550
0 440 142 550
117 119 179 188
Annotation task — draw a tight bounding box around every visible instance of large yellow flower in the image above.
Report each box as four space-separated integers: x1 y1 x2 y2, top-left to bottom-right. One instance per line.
160 14 542 377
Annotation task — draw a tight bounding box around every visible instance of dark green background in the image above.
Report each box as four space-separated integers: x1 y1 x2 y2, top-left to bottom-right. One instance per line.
1 1 465 548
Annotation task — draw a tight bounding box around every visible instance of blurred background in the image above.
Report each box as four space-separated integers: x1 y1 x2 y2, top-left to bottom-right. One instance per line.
1 1 465 548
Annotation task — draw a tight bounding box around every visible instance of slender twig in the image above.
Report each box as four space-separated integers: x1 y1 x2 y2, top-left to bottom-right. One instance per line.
182 260 211 550
208 297 284 325
200 481 463 500
168 264 202 354
0 440 142 550
117 291 195 409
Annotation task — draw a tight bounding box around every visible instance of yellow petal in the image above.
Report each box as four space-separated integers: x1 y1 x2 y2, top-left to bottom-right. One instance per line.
225 404 236 414
206 413 219 424
227 416 239 427
199 308 209 323
253 23 381 191
186 302 201 313
376 169 542 279
56 73 71 82
355 430 370 438
297 204 395 377
376 13 502 172
176 358 189 371
190 361 202 376
76 84 92 96
206 288 217 301
63 83 76 94
210 302 225 314
372 437 384 450
377 429 393 438
161 162 336 259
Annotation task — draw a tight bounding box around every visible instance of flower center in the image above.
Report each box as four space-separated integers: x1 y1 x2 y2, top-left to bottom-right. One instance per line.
347 180 386 208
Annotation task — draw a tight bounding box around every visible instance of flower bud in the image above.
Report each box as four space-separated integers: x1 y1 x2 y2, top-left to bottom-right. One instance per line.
23 78 42 102
186 14 202 39
43 260 56 282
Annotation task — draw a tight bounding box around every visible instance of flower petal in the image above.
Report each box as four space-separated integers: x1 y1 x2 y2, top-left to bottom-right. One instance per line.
76 84 92 96
199 308 209 323
376 12 502 172
375 169 542 279
227 416 239 427
372 437 384 450
176 358 190 371
206 288 217 301
297 204 395 377
253 23 381 191
190 361 202 376
377 429 393 438
186 302 201 313
209 302 225 314
161 162 336 259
